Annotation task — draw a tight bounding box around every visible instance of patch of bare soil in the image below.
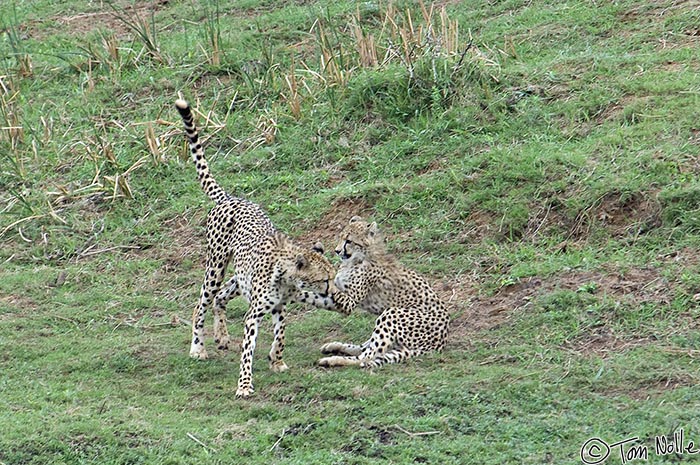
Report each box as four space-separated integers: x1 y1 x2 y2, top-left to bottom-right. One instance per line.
0 295 38 317
600 95 649 124
130 213 206 272
457 190 662 244
296 197 374 247
569 191 663 239
27 1 168 40
602 373 697 401
447 266 673 351
161 214 206 267
457 211 498 243
618 0 696 23
417 157 449 176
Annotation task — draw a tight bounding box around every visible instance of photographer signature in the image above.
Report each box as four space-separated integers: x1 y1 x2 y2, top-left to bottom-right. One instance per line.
580 429 698 464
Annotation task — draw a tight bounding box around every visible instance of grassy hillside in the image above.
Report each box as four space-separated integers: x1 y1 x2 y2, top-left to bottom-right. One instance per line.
1 0 699 463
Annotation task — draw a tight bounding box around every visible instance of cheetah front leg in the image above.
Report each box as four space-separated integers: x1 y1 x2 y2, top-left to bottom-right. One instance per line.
295 290 338 311
363 346 418 368
212 275 240 350
295 288 357 316
236 303 265 398
268 305 289 373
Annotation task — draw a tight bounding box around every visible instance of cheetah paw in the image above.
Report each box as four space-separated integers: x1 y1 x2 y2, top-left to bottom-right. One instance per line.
215 337 230 351
320 342 344 355
269 360 289 373
189 347 209 360
318 356 359 367
235 386 254 398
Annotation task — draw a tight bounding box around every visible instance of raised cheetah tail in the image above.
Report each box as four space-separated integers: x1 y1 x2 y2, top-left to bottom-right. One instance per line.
175 99 228 204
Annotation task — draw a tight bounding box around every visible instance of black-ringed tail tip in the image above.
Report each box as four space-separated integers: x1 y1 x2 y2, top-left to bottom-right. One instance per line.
175 99 189 110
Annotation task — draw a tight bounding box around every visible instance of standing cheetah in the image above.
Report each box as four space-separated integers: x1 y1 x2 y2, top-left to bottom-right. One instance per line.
300 216 450 368
175 99 335 398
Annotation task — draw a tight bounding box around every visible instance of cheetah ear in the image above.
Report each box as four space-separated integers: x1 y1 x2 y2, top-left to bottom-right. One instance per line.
312 242 325 254
295 254 308 270
367 222 379 237
349 215 363 223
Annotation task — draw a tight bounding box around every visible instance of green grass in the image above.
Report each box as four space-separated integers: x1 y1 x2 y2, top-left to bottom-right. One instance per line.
2 0 700 463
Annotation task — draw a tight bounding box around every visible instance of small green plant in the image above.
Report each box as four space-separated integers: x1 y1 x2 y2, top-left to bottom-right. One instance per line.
307 2 499 122
283 59 302 120
499 275 519 288
107 1 163 63
199 0 224 67
71 31 123 76
577 282 599 294
0 81 24 151
1 4 32 78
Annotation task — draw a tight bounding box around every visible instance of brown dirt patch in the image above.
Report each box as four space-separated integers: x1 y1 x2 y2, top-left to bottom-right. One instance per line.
457 211 498 242
130 213 206 271
661 246 700 268
161 214 206 268
602 372 697 401
448 266 672 348
660 60 688 72
618 0 697 23
0 294 38 316
569 190 662 239
296 197 374 248
596 95 649 124
568 330 653 355
457 190 662 243
27 1 168 40
417 157 448 175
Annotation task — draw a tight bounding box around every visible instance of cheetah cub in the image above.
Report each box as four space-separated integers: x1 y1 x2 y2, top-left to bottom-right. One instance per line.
175 99 335 398
302 216 450 368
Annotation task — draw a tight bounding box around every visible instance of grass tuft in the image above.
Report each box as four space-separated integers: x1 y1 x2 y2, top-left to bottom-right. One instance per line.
106 0 164 64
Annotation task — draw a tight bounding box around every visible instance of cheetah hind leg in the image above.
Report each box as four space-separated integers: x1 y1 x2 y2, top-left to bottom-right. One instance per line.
319 309 404 368
190 250 228 360
317 343 387 368
320 341 365 356
361 346 418 369
319 347 419 369
236 310 263 398
212 275 240 351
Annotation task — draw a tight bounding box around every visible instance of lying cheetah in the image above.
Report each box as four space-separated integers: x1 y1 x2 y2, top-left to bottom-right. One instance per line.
300 216 450 368
175 99 335 398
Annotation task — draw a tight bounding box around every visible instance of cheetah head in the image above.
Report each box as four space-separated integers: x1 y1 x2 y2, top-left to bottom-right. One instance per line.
284 241 335 297
335 216 385 261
